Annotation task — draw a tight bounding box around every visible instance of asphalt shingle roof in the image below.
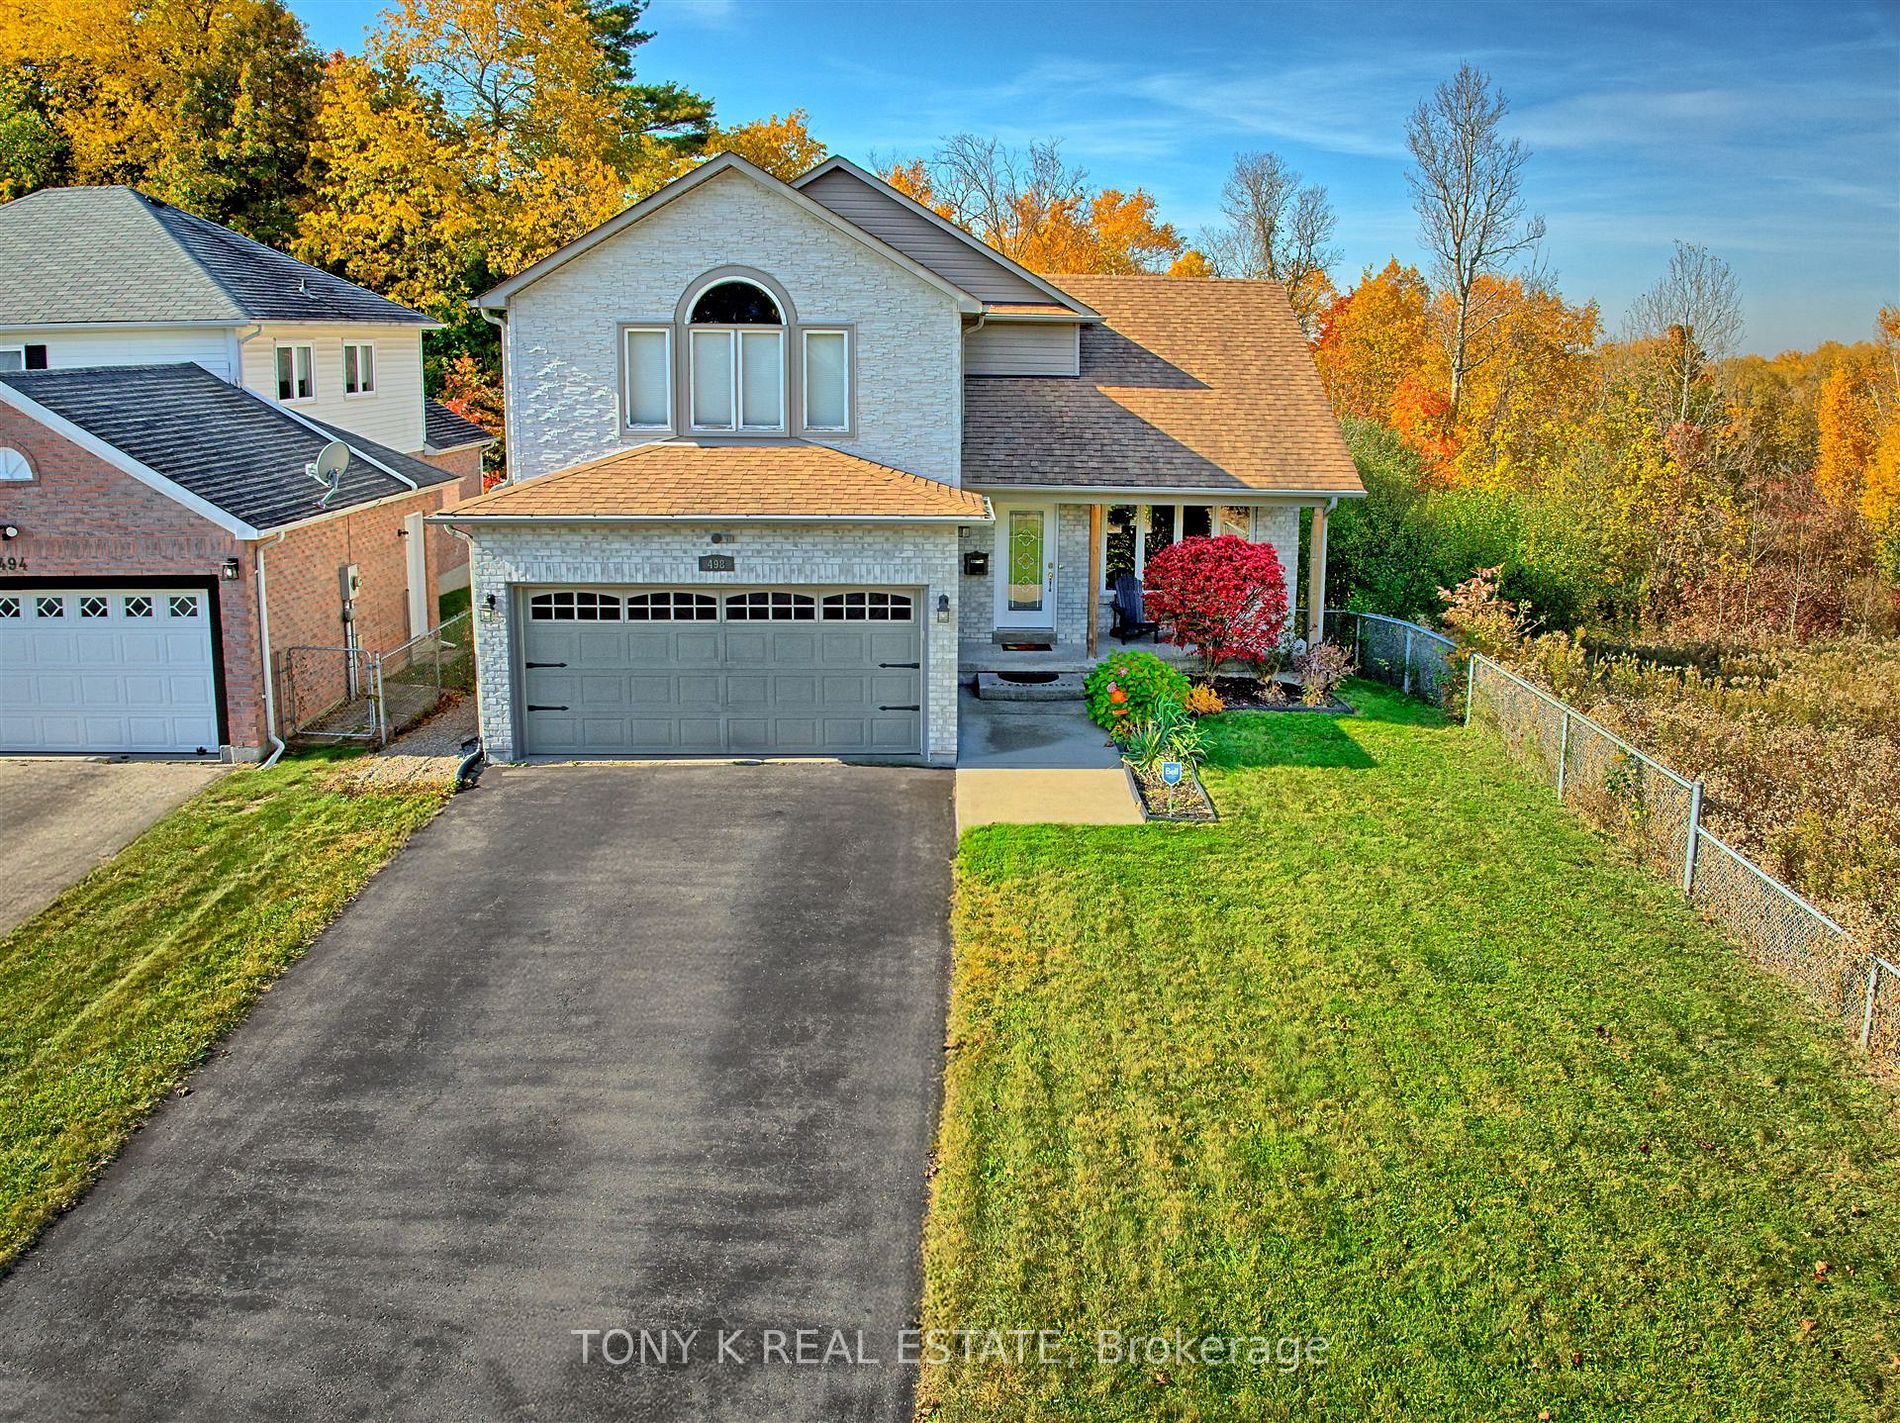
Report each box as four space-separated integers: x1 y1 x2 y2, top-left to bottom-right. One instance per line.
963 275 1364 496
445 441 990 521
423 400 496 453
0 188 431 327
0 365 456 532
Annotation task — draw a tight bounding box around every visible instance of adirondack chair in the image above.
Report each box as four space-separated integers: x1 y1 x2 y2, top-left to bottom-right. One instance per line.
1111 573 1160 643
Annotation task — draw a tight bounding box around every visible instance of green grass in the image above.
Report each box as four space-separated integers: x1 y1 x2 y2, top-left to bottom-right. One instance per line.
924 682 1900 1421
0 753 446 1267
438 585 471 621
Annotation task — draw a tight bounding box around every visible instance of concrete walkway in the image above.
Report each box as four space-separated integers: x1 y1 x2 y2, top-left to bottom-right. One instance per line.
954 688 1142 831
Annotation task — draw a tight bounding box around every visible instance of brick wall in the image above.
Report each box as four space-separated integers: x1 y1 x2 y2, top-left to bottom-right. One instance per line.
265 487 449 660
464 521 961 764
503 169 964 483
0 403 265 751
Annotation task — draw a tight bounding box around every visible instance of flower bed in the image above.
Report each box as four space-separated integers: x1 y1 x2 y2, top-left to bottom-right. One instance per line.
1122 759 1218 822
1208 675 1355 715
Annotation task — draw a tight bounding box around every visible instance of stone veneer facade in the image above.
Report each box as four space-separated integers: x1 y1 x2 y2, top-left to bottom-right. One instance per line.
465 521 962 764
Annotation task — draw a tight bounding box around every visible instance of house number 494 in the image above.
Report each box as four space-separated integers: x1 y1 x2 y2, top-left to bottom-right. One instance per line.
0 555 24 572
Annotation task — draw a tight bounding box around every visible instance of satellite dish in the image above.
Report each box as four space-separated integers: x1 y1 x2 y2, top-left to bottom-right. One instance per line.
305 439 350 508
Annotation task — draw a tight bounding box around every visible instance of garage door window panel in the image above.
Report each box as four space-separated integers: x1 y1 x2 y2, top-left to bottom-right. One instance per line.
530 591 624 621
0 597 18 619
626 591 716 621
123 595 152 618
36 596 63 618
821 592 912 622
726 591 815 621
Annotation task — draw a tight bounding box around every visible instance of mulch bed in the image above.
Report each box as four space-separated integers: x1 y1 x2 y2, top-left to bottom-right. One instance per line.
1125 763 1219 822
1208 675 1354 715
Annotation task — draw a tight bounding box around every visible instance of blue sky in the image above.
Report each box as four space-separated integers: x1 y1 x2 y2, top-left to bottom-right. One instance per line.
295 0 1899 355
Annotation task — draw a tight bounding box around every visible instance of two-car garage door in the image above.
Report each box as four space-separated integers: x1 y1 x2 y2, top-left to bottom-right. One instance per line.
520 586 923 758
0 587 220 754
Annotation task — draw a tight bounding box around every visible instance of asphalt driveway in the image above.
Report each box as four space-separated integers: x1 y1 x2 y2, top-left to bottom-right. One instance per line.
0 762 954 1422
0 758 228 935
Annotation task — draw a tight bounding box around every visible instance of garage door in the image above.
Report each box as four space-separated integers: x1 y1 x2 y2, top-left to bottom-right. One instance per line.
0 588 220 754
520 587 922 757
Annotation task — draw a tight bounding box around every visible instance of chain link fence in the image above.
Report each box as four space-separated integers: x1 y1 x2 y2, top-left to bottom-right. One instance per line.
1326 609 1456 707
1465 651 1891 1069
280 612 472 746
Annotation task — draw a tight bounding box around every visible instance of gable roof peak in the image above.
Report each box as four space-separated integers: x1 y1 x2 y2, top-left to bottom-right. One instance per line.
475 153 982 314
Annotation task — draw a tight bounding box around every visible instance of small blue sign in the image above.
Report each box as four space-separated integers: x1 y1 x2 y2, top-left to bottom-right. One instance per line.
1160 761 1183 786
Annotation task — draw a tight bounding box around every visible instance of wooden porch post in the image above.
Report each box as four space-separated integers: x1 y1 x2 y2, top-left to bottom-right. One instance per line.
1086 503 1103 658
1307 500 1329 642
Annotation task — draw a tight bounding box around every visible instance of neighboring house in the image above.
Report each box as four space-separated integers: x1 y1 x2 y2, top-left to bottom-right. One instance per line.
0 187 494 758
435 152 1363 767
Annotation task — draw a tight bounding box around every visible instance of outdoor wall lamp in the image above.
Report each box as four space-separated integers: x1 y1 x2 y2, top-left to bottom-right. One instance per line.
935 593 951 624
1 524 17 540
482 592 499 623
220 557 242 580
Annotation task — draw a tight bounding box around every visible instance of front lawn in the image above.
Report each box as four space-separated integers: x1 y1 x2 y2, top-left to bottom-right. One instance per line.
0 753 446 1267
924 682 1899 1421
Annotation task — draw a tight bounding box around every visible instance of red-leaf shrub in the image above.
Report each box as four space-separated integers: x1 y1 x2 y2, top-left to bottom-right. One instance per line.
1142 535 1291 674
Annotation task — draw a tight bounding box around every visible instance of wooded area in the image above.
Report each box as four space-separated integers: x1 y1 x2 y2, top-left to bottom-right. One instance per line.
3 0 1893 640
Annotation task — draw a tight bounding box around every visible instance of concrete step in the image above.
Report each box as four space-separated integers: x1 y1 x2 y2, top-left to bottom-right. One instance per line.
975 671 1088 702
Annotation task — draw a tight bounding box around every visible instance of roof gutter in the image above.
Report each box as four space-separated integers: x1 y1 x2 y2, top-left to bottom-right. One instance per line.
428 510 992 528
961 484 1366 501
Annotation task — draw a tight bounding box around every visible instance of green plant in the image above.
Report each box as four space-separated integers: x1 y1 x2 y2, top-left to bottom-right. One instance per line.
1085 650 1190 735
1122 695 1208 778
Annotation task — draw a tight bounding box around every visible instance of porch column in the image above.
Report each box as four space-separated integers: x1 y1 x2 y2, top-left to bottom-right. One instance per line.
1134 505 1149 577
1086 504 1103 657
1307 500 1329 642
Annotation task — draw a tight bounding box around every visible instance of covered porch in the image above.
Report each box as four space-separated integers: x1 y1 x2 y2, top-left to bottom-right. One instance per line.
956 494 1335 669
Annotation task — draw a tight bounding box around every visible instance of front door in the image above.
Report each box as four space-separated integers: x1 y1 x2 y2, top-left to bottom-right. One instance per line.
993 504 1056 630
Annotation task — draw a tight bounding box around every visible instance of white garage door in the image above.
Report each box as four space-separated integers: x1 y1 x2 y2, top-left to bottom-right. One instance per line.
0 588 220 754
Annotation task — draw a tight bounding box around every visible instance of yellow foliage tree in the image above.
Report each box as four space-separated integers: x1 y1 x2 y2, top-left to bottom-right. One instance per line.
705 109 826 181
1312 260 1438 424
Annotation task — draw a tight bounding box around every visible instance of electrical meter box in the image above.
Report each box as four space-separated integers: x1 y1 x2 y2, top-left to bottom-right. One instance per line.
340 564 362 602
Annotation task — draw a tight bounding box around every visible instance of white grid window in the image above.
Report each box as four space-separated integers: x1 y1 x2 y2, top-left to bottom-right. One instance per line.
821 592 911 621
343 342 375 395
529 591 624 621
168 594 200 619
79 595 109 618
725 591 814 621
0 596 18 618
625 591 717 621
275 344 314 402
35 595 63 618
123 595 153 618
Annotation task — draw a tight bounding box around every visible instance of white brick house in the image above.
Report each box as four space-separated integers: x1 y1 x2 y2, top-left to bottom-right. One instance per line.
439 154 1363 766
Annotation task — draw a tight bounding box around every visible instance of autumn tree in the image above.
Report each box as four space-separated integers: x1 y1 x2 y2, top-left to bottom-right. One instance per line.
1312 261 1437 427
882 136 1183 275
705 109 826 181
1405 64 1545 422
1200 150 1338 334
0 0 322 243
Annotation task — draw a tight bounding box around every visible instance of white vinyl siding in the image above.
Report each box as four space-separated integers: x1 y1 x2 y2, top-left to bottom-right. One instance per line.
0 327 235 379
803 329 849 431
238 324 427 452
623 326 671 429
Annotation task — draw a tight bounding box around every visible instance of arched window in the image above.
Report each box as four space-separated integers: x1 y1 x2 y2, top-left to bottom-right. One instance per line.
691 281 781 325
0 446 33 482
688 277 785 432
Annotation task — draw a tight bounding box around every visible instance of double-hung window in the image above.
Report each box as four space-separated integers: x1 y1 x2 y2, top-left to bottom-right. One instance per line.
0 344 46 372
275 344 314 402
688 280 785 433
802 329 849 433
343 342 375 395
623 326 672 431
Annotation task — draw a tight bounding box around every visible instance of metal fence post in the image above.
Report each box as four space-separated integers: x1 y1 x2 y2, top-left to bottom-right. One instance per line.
1402 628 1413 696
1862 961 1881 1050
1683 779 1704 896
1556 709 1569 799
1464 654 1477 725
373 657 388 745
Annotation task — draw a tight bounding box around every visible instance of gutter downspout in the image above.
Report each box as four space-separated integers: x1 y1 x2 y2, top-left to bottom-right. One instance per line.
445 523 485 790
254 530 288 769
479 307 509 485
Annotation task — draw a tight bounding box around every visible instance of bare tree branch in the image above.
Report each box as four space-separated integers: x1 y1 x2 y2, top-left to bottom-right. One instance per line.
1200 149 1339 336
1626 240 1743 425
1405 63 1545 419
